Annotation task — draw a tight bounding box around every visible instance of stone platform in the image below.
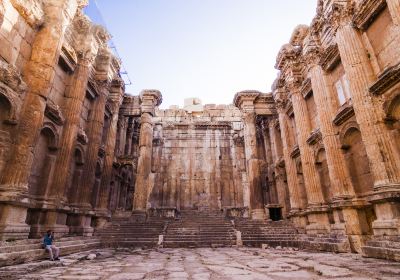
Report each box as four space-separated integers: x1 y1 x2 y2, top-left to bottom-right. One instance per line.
1 247 400 280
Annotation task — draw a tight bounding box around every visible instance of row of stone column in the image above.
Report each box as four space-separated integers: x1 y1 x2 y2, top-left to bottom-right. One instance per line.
271 0 400 249
0 1 127 239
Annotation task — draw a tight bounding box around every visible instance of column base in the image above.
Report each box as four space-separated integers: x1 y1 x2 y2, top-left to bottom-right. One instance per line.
372 219 400 236
251 209 266 220
0 204 30 241
27 209 70 238
29 224 70 239
0 224 30 241
305 206 331 234
67 213 94 236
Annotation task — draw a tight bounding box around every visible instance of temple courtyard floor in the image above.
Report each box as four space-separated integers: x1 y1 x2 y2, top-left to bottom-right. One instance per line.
1 247 399 280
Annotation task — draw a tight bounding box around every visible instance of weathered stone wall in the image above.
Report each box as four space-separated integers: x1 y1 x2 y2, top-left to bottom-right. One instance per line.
148 105 247 211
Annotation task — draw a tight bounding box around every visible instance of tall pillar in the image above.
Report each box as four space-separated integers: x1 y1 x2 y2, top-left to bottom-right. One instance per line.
309 65 355 199
274 90 302 212
234 91 265 220
133 90 162 216
288 81 330 233
68 48 112 236
0 0 81 241
336 18 400 189
95 78 124 227
336 17 400 235
268 120 289 218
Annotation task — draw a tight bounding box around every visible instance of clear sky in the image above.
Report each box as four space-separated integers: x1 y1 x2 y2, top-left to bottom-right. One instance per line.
86 0 317 108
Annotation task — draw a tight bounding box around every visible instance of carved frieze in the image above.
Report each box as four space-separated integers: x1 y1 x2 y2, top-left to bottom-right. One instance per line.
352 0 387 31
10 0 43 29
0 60 27 94
369 63 400 96
45 102 65 126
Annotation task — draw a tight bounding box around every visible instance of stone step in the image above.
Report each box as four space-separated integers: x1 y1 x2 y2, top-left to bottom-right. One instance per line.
0 239 100 267
0 237 100 254
362 245 400 262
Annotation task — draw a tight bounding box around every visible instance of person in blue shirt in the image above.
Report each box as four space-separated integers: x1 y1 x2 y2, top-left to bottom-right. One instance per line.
43 230 60 261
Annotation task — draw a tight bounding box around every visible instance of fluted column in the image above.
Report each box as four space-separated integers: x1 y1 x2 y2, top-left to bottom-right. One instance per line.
309 64 355 198
337 20 400 236
268 120 289 217
336 23 400 190
276 107 302 211
290 87 325 206
133 113 154 211
95 79 124 226
387 0 400 25
49 56 94 202
77 83 109 208
243 112 265 219
233 91 266 219
133 90 162 213
0 0 79 195
0 0 80 241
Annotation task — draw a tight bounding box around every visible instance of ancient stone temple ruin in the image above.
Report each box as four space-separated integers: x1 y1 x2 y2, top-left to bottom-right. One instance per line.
0 0 400 266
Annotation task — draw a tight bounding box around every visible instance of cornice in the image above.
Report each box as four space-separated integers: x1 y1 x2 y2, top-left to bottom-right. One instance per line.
59 44 77 73
352 0 387 31
301 78 313 98
290 145 300 159
45 102 65 126
233 90 261 108
306 129 322 146
319 44 341 72
369 62 400 96
333 103 355 126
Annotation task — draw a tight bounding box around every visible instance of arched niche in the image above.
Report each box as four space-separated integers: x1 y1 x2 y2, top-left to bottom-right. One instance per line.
341 125 374 196
315 147 332 203
28 124 59 197
0 93 12 173
91 160 103 208
385 94 400 155
66 147 85 204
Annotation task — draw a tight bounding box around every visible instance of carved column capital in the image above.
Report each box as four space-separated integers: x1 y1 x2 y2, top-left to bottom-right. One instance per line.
140 90 162 115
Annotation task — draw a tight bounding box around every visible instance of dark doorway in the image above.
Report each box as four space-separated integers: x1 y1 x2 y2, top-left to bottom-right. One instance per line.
269 208 282 221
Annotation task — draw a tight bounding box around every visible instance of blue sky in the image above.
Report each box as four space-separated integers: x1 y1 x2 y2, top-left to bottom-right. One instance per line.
85 0 317 108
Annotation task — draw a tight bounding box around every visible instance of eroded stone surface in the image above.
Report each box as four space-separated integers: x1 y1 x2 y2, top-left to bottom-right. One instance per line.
2 247 399 280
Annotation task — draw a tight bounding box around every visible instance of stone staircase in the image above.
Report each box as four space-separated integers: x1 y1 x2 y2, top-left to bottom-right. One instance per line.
0 236 101 267
234 219 301 248
163 210 236 248
234 218 350 253
95 218 166 248
362 236 400 261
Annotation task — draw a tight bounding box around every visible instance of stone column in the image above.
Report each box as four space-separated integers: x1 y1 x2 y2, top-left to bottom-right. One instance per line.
233 91 265 220
289 83 330 233
0 0 81 241
133 90 162 216
274 91 302 212
268 120 289 218
95 78 124 228
309 65 355 199
387 0 400 25
336 20 400 235
72 83 109 234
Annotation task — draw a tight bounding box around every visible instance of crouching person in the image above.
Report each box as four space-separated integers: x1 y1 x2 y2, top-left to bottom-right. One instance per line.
43 230 60 261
